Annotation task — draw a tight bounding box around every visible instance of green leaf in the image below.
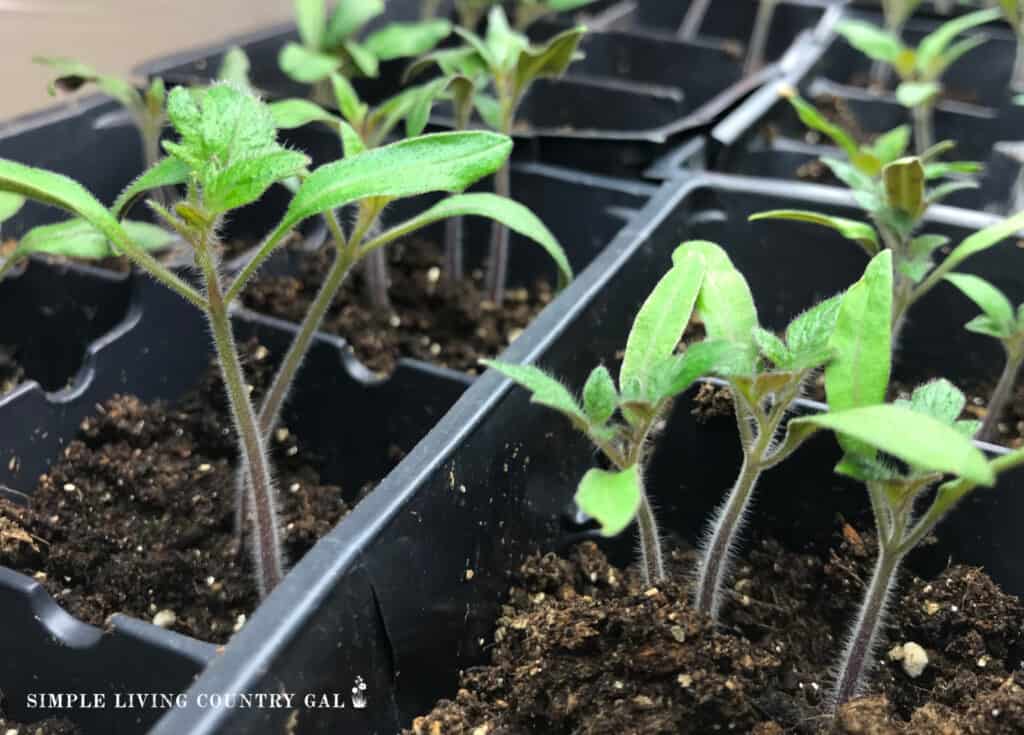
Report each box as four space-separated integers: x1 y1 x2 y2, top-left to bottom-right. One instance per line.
325 0 384 47
278 42 341 83
826 250 892 419
836 20 906 65
899 234 948 283
294 0 326 49
865 126 911 166
582 365 617 425
339 121 366 157
365 20 452 61
343 40 379 77
820 158 880 199
944 272 1015 335
0 192 25 224
113 156 190 218
483 360 585 423
474 93 503 130
14 218 176 260
919 140 957 164
619 246 706 401
330 73 367 124
680 241 759 371
752 327 789 367
927 180 978 206
897 378 968 426
271 131 510 243
883 157 926 218
33 56 140 112
360 193 572 288
895 81 940 108
575 465 641 537
782 90 860 162
485 6 526 69
919 209 1024 295
650 339 752 399
934 34 990 78
514 26 586 97
268 98 338 130
749 210 879 256
784 294 842 370
453 26 498 71
792 405 995 485
964 315 1012 339
218 46 253 88
916 8 1000 75
924 161 982 179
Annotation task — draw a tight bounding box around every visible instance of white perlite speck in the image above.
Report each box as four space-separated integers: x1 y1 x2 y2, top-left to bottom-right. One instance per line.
152 609 177 628
889 642 929 678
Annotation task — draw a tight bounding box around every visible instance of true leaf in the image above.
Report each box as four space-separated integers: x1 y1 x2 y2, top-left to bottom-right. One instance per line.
785 294 842 368
752 327 789 367
781 90 859 162
895 81 940 108
649 339 752 399
324 0 384 47
218 46 253 88
916 8 1000 75
279 42 341 83
514 26 586 96
897 378 968 426
113 156 190 218
342 40 379 77
583 365 617 425
294 0 326 50
575 465 642 537
792 405 995 485
836 21 906 64
866 126 911 166
918 209 1024 295
679 242 758 363
269 98 338 129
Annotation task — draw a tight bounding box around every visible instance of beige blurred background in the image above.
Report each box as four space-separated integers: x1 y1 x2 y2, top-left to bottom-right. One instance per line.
0 0 295 120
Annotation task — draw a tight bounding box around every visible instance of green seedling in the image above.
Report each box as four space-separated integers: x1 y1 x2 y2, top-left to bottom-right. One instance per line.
998 0 1024 91
785 268 1024 710
486 243 747 584
677 0 781 74
443 0 596 31
836 8 999 151
752 90 1024 343
686 242 861 621
269 70 459 311
280 0 451 101
35 57 167 170
0 83 568 599
944 272 1024 441
409 7 586 304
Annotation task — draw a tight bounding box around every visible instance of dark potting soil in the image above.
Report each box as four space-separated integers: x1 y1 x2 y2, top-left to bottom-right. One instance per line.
0 341 373 644
407 533 1024 735
241 237 553 375
0 344 25 395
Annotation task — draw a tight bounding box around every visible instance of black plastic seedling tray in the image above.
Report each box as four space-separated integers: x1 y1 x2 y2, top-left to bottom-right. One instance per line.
137 1 842 177
148 172 1024 735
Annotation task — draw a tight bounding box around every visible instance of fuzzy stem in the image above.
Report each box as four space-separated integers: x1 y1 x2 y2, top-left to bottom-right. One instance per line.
677 0 711 39
484 161 512 305
832 545 902 711
744 0 779 75
912 101 935 156
443 215 465 285
980 343 1024 442
891 272 915 347
199 240 284 597
636 481 666 586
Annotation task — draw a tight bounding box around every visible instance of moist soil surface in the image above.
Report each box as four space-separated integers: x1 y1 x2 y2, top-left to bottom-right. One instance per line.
408 535 1024 734
0 341 367 644
241 237 552 375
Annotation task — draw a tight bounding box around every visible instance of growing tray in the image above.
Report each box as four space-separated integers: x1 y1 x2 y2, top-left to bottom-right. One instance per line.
148 172 1024 734
137 1 842 177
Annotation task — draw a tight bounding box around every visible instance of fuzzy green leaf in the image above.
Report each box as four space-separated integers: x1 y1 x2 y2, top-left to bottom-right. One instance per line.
752 327 789 367
826 250 893 424
279 42 341 83
836 20 906 64
325 0 384 47
15 218 176 260
484 360 585 423
514 26 586 96
680 241 758 372
619 246 706 401
650 339 752 400
365 20 452 61
294 0 326 49
783 294 842 370
269 98 338 130
330 73 367 124
945 273 1016 336
897 379 969 426
113 156 190 218
575 465 641 537
749 210 879 256
895 81 940 108
359 192 571 288
342 40 379 77
583 366 617 425
866 126 911 166
792 405 995 485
